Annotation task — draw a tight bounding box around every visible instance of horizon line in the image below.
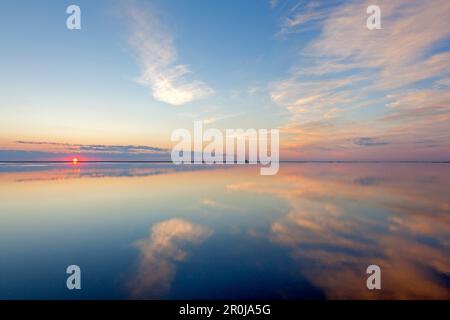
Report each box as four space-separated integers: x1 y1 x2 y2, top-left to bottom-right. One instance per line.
1 160 449 164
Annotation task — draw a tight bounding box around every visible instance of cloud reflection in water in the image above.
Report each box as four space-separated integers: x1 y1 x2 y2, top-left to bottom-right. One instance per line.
227 164 450 299
129 218 212 299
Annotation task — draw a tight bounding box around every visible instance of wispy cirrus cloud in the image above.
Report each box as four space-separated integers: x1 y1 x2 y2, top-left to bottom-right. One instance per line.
382 90 450 122
276 1 337 36
434 78 450 87
270 0 450 160
125 1 213 106
177 110 244 125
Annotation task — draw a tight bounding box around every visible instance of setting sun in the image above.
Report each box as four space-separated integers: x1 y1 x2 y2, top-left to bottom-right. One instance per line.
72 158 79 165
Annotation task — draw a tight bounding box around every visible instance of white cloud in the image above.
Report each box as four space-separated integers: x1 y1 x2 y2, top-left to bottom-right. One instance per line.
127 2 213 106
129 218 212 298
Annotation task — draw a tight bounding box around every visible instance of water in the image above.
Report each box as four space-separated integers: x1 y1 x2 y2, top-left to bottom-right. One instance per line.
0 163 449 299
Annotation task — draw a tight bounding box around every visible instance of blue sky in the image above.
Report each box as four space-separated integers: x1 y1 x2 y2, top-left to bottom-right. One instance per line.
1 0 450 160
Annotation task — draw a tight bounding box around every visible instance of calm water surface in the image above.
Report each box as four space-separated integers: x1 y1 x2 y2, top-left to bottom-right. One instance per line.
0 163 449 299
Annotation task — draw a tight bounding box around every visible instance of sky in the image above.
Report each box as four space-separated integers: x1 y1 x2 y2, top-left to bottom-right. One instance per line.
0 0 450 161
